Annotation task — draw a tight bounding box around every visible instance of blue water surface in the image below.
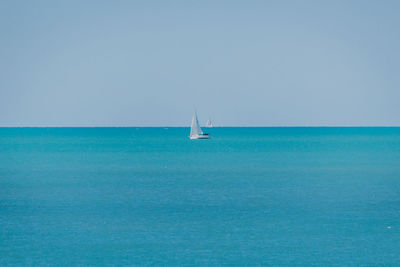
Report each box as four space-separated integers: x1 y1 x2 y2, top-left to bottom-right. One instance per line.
1 127 400 266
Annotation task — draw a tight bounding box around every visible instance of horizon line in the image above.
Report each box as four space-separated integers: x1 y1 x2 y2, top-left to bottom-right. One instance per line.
0 125 399 128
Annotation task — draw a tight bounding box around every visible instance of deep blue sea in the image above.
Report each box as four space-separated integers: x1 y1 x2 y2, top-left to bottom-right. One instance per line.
1 127 400 266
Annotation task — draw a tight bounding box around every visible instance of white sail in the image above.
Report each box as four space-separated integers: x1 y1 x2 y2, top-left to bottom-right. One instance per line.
206 118 213 128
190 112 203 137
189 111 209 139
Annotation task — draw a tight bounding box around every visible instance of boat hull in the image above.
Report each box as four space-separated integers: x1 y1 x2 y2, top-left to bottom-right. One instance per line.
190 134 210 139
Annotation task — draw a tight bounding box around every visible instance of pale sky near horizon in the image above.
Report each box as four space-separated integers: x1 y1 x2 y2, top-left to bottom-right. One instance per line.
1 0 399 126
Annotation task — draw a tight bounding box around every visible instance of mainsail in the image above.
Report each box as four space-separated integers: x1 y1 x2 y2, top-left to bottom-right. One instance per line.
206 118 212 127
190 112 203 137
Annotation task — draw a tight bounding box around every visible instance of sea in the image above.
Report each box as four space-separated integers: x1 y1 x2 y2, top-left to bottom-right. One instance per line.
1 127 400 266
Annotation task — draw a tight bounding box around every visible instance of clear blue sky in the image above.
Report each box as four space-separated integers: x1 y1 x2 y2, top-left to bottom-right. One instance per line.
1 0 399 126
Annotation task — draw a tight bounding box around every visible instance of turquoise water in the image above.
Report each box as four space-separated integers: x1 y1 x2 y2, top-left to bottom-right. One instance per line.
1 127 400 266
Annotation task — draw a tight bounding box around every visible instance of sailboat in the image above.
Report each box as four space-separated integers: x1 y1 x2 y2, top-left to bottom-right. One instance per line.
205 118 214 128
189 112 210 139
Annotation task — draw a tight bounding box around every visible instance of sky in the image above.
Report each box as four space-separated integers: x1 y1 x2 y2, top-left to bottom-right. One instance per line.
1 0 399 126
